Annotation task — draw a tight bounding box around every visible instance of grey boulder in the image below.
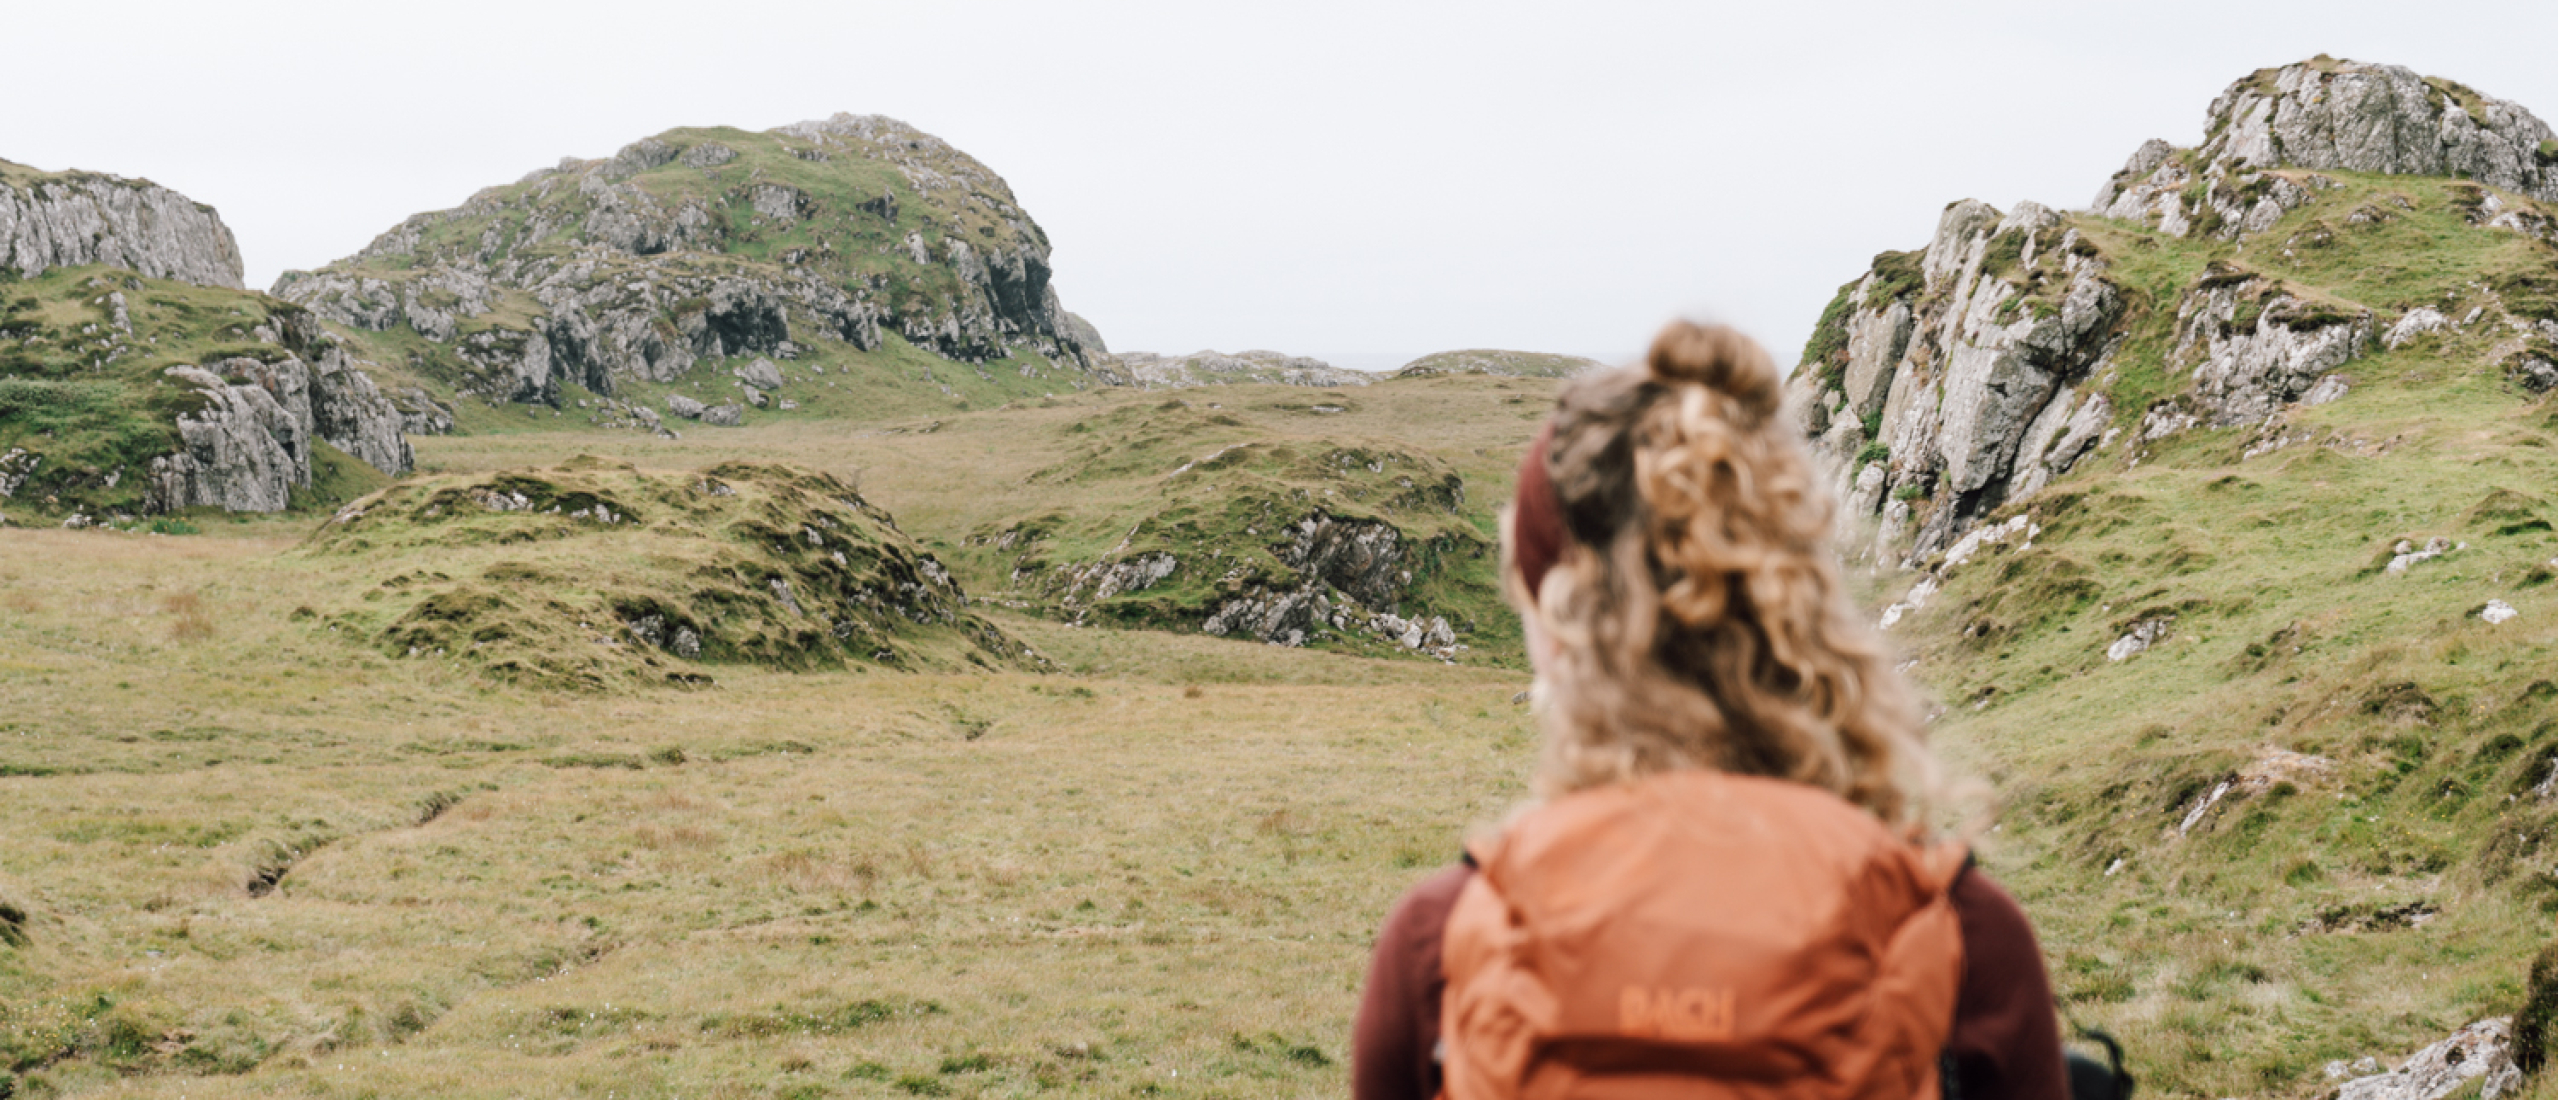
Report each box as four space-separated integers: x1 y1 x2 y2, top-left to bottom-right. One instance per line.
737 358 785 391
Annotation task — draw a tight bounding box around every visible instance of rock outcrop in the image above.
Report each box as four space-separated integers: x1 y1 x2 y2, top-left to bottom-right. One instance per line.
1110 350 1371 389
2168 265 2372 427
1062 312 1108 356
1786 200 2124 560
0 167 422 517
2094 58 2558 239
273 116 1105 407
1790 57 2555 566
148 364 304 512
0 448 39 499
2333 1018 2523 1100
965 419 1486 660
0 160 244 288
1202 512 1408 644
145 347 414 513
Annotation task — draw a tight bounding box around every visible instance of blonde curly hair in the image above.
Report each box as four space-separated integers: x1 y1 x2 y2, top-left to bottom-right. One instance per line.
1509 320 1936 827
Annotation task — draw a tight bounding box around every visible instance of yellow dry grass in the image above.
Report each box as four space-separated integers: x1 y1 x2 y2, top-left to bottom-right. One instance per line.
0 521 1535 1099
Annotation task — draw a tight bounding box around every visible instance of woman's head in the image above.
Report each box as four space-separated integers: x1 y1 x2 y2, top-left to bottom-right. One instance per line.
1506 320 1933 826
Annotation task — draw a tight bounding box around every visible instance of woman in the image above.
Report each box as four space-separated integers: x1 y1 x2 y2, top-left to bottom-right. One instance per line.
1352 321 2065 1100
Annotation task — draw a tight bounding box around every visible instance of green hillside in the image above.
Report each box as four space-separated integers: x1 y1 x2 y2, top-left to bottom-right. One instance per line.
0 267 431 519
1816 172 2558 1094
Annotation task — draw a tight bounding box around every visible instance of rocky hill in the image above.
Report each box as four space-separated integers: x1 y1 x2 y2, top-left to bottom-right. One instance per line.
1391 349 1603 379
1 164 429 521
273 116 1108 413
1105 349 1369 390
1787 58 2558 1094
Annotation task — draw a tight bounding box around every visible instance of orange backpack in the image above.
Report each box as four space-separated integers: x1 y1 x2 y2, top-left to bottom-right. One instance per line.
1439 770 1967 1100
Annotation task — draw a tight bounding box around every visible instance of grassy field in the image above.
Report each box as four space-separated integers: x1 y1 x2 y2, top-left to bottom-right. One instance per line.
0 519 1536 1099
10 294 2558 1097
0 377 1557 1099
402 374 1551 665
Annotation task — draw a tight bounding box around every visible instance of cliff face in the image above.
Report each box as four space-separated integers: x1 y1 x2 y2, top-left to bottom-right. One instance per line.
1788 57 2558 568
1787 200 2125 557
273 115 1104 407
1818 63 2558 1097
0 161 244 289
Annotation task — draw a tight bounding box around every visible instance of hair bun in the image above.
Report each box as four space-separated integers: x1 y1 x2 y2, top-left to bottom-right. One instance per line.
1645 320 1781 423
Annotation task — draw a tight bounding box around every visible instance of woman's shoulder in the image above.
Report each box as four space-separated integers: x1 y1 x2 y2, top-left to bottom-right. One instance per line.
1384 862 1474 939
1949 863 2038 943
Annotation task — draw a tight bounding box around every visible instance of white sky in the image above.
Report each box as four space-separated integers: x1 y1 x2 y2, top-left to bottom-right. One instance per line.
11 1 2555 367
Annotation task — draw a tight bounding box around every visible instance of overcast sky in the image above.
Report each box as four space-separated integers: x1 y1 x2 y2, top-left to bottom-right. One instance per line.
12 1 2554 368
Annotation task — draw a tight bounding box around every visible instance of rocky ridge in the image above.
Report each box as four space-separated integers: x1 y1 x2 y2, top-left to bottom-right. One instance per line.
1392 349 1605 379
1786 57 2558 568
1107 349 1370 390
1785 198 2124 560
1 160 244 288
1804 71 2558 1087
274 116 1105 409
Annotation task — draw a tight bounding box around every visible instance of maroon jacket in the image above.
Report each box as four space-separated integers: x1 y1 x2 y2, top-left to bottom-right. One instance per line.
1352 860 2066 1100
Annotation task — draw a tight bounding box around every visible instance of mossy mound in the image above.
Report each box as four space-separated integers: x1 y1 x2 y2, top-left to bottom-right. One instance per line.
957 398 1500 657
306 458 1032 689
